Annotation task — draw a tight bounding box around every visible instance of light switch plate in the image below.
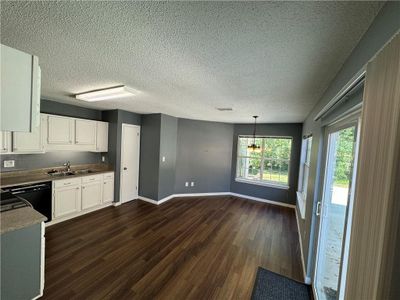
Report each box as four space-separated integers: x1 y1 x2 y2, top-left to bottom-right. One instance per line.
3 160 15 168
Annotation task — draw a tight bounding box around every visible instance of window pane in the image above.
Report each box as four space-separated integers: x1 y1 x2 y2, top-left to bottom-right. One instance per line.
302 164 309 199
262 159 289 185
264 137 291 159
238 137 262 158
237 136 292 186
306 137 312 164
237 157 261 180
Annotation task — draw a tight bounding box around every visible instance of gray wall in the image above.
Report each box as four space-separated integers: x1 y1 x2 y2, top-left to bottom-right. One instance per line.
41 99 102 120
297 1 400 279
174 118 233 194
102 109 141 203
0 152 101 173
230 123 302 205
158 114 178 199
139 114 161 200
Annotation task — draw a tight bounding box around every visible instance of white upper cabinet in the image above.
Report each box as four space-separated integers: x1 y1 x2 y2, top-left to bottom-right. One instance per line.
12 115 45 154
96 121 108 152
75 119 96 148
47 115 74 145
0 44 41 132
41 113 108 152
0 131 11 153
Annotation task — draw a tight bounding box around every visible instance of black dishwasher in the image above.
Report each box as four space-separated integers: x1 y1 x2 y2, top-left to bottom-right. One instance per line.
4 182 52 222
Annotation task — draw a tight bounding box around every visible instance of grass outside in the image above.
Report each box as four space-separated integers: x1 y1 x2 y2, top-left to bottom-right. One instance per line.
244 171 288 185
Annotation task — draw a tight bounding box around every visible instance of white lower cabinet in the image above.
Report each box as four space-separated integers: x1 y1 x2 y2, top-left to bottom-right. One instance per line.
51 172 114 222
82 180 102 210
53 183 81 219
103 172 114 203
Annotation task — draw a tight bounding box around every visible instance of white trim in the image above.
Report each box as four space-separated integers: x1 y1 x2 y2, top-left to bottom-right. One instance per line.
46 202 114 226
235 178 289 190
295 208 312 284
113 201 122 207
138 192 296 209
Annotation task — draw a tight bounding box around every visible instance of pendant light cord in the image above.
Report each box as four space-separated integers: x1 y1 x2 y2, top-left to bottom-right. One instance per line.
253 116 258 145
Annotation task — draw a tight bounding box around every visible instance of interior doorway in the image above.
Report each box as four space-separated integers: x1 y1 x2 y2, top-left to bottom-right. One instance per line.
120 123 141 203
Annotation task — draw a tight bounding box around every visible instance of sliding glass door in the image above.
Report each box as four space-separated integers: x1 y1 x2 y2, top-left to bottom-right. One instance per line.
313 116 360 300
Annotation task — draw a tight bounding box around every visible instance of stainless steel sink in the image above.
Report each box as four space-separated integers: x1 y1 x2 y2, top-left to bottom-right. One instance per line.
47 169 95 177
47 171 75 177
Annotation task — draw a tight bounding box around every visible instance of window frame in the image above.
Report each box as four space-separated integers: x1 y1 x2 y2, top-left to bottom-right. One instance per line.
297 135 312 219
235 135 292 189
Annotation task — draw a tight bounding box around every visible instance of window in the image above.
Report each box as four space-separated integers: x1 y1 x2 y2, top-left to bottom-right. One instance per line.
236 136 292 188
297 136 312 219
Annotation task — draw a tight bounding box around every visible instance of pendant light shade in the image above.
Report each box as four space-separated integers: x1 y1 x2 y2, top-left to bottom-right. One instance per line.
248 116 261 152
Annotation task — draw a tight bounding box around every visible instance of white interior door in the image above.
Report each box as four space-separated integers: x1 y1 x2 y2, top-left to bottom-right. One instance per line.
120 124 140 203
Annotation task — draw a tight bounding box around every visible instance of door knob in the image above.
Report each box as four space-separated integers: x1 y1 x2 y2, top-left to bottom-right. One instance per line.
123 167 127 170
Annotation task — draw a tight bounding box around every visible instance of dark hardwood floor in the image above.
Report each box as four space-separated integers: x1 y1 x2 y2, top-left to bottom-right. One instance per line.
43 195 303 299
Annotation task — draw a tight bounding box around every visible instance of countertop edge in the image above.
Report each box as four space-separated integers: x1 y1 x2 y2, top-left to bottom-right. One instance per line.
1 207 47 235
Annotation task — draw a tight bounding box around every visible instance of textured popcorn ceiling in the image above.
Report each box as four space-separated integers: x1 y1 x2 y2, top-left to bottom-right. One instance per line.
1 1 383 123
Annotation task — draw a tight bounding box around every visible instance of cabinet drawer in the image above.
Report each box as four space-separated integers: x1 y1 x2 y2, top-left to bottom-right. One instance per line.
103 172 114 180
81 174 103 183
53 178 81 188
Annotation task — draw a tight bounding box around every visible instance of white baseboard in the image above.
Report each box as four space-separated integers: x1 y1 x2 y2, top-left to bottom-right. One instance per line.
295 208 312 284
46 202 114 226
113 201 122 207
137 192 295 209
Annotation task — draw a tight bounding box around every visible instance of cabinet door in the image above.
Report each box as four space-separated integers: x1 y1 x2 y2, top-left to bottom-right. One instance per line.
82 181 102 210
47 115 73 145
0 131 11 153
53 185 81 219
0 44 34 132
75 119 96 146
12 116 44 153
103 180 114 203
96 121 108 152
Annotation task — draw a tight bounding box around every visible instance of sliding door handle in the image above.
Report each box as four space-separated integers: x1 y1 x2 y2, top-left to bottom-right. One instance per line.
316 201 321 216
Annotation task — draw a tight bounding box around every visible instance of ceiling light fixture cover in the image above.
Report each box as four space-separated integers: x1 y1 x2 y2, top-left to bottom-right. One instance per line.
248 116 261 153
75 85 138 102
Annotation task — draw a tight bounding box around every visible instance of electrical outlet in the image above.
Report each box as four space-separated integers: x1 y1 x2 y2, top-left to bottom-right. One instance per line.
3 160 15 168
185 182 189 187
102 156 105 162
191 182 195 187
162 156 166 162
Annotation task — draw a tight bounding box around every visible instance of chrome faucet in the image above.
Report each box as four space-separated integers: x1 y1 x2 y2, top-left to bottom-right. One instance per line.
63 161 71 172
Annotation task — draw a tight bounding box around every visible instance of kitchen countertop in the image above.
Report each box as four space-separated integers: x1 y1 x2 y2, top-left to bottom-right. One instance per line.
1 207 47 234
0 164 114 188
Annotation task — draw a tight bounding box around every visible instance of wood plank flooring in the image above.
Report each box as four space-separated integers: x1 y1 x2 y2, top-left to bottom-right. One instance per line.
42 195 303 299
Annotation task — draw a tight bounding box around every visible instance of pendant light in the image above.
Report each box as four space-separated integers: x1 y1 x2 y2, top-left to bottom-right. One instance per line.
248 116 261 153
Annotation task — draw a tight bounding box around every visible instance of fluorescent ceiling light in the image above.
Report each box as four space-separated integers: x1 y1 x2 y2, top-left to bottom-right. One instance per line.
75 85 138 102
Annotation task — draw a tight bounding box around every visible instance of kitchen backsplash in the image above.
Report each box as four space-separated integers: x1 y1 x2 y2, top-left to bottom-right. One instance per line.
0 152 103 173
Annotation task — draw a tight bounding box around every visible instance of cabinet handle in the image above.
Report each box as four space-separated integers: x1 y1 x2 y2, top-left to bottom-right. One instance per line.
64 182 71 186
76 187 79 190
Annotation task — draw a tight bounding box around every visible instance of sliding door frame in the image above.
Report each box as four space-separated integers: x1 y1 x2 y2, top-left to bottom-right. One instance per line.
312 111 361 300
